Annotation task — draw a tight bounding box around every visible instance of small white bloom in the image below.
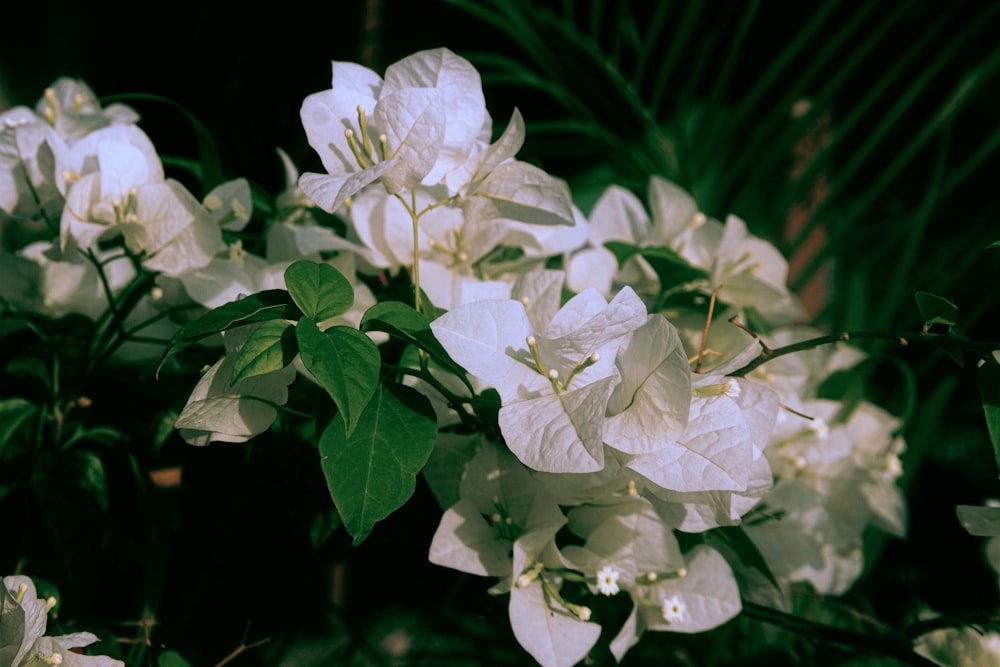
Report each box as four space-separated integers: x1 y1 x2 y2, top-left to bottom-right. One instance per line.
661 594 686 624
595 565 620 596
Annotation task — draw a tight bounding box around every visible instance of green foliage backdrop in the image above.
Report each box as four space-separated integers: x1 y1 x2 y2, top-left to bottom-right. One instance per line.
2 1 1000 665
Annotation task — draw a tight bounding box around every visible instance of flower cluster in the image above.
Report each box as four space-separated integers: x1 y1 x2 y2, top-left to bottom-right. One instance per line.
418 169 909 661
1 48 915 667
1 78 253 363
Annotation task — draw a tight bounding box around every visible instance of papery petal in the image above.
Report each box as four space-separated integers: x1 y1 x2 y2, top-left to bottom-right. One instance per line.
589 184 651 246
509 579 601 667
453 108 525 194
429 298 537 401
300 87 379 177
374 87 446 193
465 160 575 227
648 175 699 246
429 499 513 576
605 315 691 454
499 376 614 473
383 47 489 185
638 545 741 633
331 61 383 97
298 159 398 216
60 172 110 251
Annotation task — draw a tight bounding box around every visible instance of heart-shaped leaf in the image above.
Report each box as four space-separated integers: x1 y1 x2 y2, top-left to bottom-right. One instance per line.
296 317 380 436
285 260 355 321
230 320 298 385
915 290 959 331
319 382 437 544
157 289 301 377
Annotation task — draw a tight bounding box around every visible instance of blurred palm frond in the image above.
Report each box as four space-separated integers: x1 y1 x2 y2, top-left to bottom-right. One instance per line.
443 0 1000 340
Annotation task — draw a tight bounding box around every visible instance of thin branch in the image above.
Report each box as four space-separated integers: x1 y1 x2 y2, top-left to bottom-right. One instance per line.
214 637 271 667
741 601 939 667
694 286 722 373
729 330 1000 377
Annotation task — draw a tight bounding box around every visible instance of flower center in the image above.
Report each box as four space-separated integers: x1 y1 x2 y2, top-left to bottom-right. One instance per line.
525 335 600 395
344 105 390 170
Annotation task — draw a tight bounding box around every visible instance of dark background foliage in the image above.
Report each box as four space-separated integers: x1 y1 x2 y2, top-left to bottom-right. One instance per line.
3 1 1000 665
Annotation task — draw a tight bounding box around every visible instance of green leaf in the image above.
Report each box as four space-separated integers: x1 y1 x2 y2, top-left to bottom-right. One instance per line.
914 290 959 331
296 317 380 436
32 448 110 554
230 320 298 385
988 239 1000 249
956 504 1000 537
153 408 180 453
707 525 782 592
59 426 126 452
928 337 967 368
360 301 467 378
319 382 437 545
6 357 50 391
159 155 203 180
309 506 343 548
471 388 501 429
156 289 302 377
911 286 970 368
284 260 354 322
0 398 38 463
604 241 709 291
157 650 195 667
978 352 1000 477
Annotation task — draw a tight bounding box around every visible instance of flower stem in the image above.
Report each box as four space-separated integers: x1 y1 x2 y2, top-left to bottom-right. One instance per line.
410 189 422 315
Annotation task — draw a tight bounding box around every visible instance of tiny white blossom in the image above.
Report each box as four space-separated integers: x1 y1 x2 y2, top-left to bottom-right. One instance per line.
595 565 621 596
661 594 686 624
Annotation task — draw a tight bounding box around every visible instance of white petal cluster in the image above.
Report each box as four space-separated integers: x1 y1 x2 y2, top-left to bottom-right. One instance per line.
425 165 909 663
1 81 252 363
2 52 917 667
1 575 123 667
297 49 581 312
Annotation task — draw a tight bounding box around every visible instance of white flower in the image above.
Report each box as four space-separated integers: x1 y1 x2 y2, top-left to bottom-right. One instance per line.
0 106 68 221
299 48 488 214
2 575 123 667
916 621 1000 667
428 439 567 578
596 565 621 596
34 77 138 141
661 594 686 624
0 240 135 320
57 131 223 274
565 183 659 298
430 286 647 473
